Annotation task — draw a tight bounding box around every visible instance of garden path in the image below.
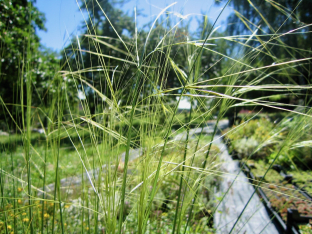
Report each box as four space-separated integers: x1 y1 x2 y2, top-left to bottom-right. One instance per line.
213 135 280 234
173 120 279 233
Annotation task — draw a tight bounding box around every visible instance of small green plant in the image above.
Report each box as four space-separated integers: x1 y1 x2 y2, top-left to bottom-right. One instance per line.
232 137 259 158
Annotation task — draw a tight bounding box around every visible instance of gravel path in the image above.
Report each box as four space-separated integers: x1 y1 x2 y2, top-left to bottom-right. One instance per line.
40 147 144 195
172 120 279 233
213 136 279 234
172 119 229 141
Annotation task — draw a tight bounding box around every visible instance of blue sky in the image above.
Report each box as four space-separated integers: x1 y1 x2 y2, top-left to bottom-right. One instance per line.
35 0 232 52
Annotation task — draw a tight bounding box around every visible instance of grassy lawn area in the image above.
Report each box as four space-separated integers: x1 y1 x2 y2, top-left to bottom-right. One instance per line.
0 129 220 233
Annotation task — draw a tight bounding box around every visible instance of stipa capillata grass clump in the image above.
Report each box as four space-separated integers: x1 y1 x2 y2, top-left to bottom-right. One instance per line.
0 0 311 233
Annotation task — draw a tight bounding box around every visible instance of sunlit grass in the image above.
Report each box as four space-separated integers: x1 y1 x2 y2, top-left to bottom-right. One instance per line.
0 0 311 233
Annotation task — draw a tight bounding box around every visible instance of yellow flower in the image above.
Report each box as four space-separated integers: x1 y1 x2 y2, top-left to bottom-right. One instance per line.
17 199 22 204
64 205 70 209
17 187 23 192
23 218 29 222
43 213 50 219
7 225 12 230
22 212 27 216
85 227 89 230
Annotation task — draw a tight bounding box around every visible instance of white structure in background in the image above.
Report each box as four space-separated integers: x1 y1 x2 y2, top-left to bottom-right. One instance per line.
78 90 86 100
177 96 197 111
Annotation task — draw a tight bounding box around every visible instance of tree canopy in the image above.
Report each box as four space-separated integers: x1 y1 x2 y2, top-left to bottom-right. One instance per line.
0 0 74 130
61 0 227 119
215 0 312 111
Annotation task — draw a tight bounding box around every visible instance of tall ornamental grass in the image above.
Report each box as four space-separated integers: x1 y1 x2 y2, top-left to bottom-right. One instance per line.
0 0 311 233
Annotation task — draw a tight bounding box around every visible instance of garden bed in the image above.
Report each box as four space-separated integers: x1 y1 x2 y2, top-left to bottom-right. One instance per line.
222 115 312 233
238 160 312 233
0 135 221 233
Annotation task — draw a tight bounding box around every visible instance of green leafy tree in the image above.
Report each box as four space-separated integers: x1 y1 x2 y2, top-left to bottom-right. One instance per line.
0 0 44 129
224 0 311 69
0 0 71 130
61 0 137 117
62 1 228 123
215 0 312 114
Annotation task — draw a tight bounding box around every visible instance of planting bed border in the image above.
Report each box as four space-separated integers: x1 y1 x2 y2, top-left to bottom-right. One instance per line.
222 136 312 234
272 165 312 201
239 161 312 234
